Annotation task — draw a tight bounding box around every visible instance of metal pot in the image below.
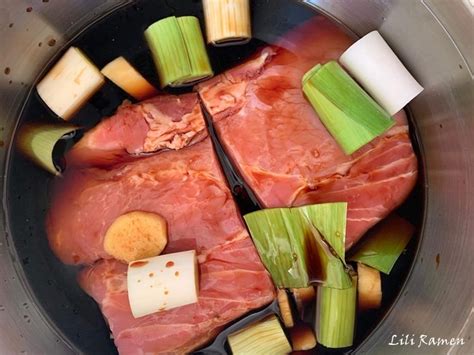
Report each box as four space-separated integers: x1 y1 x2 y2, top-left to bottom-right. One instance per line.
0 0 472 354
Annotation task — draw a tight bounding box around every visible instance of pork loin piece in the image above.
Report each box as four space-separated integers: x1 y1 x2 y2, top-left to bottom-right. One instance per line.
67 93 207 167
47 138 254 265
79 238 274 354
47 91 249 265
197 16 418 249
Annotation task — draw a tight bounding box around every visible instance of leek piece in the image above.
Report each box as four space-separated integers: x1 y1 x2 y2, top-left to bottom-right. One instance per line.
145 16 190 88
177 17 214 84
349 214 415 274
357 262 382 310
291 286 316 316
296 202 347 260
101 57 158 100
144 16 213 88
302 61 395 155
289 323 317 351
127 250 198 318
228 315 292 355
304 221 351 289
244 203 351 289
277 289 294 328
16 123 78 175
37 47 105 120
340 31 424 116
202 0 251 46
244 208 308 288
316 275 357 348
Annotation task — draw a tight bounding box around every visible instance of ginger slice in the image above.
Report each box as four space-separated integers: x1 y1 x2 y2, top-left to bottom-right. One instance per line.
104 211 167 263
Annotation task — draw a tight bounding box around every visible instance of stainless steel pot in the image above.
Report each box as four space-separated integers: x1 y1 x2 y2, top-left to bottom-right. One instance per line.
1 0 472 354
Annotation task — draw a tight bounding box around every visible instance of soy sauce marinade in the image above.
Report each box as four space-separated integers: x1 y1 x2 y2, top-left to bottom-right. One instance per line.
9 0 424 354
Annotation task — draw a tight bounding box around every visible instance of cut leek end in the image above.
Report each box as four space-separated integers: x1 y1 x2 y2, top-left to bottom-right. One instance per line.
302 63 322 87
101 56 158 100
145 16 213 88
228 315 292 355
37 47 104 120
211 36 251 47
177 16 213 85
350 214 415 274
357 263 382 311
277 289 295 328
291 286 316 315
168 72 214 88
144 17 190 88
127 250 198 318
16 123 79 175
302 61 395 155
290 323 317 351
203 0 251 46
316 276 357 348
340 30 424 115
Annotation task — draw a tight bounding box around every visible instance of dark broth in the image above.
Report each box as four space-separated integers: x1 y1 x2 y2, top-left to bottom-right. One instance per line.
6 0 425 354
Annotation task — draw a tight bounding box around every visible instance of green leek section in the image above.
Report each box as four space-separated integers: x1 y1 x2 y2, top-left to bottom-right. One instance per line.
349 214 415 274
304 221 351 289
296 203 347 261
144 16 213 88
177 17 213 84
316 275 357 348
16 123 78 176
244 208 308 287
244 203 351 289
302 61 394 155
228 315 292 355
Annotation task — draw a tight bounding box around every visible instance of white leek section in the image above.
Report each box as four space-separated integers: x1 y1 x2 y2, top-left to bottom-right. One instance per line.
101 57 158 100
127 250 198 318
203 0 251 46
340 31 423 115
37 47 105 120
357 263 382 310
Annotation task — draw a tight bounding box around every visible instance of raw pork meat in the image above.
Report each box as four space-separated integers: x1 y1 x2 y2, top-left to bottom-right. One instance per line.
47 94 275 353
78 238 274 354
197 16 417 249
67 93 207 167
47 92 239 264
47 138 253 265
